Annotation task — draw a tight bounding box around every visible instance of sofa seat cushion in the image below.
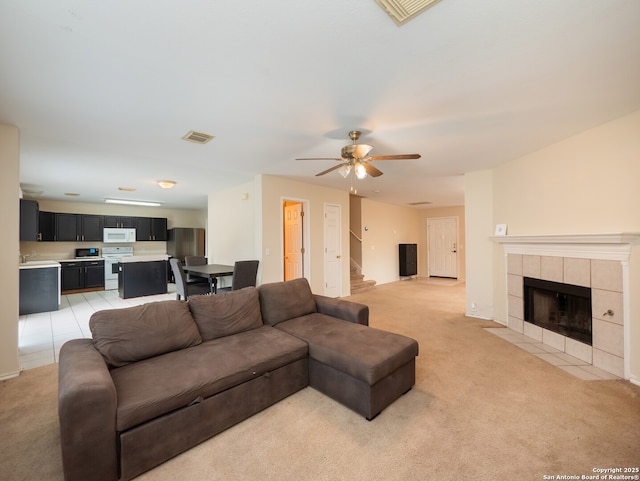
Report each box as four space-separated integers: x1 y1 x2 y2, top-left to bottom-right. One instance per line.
189 287 263 341
111 326 308 431
90 300 202 368
276 314 418 386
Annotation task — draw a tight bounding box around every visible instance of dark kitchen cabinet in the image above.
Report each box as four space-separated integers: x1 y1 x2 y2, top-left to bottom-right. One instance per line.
56 213 103 242
81 215 104 241
104 216 136 228
118 260 167 299
38 211 55 241
61 260 105 292
19 266 59 314
135 217 168 241
19 199 39 241
152 217 168 241
56 213 80 242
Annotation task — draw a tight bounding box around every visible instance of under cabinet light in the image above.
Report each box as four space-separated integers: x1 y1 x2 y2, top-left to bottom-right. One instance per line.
105 199 162 207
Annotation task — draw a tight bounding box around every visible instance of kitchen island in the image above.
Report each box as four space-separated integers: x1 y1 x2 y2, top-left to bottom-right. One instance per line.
118 255 169 299
19 260 61 314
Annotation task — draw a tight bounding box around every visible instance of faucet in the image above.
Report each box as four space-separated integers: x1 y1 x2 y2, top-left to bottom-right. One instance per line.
21 251 37 263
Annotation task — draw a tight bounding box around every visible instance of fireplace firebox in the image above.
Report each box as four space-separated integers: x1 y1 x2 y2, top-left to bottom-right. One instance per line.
523 277 592 345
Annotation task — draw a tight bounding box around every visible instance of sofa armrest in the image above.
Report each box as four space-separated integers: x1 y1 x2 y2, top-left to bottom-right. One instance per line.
58 339 118 481
314 295 369 325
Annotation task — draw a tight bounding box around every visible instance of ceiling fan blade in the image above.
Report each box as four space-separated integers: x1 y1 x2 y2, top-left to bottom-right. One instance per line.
296 157 343 161
368 154 421 161
315 164 346 176
363 162 383 177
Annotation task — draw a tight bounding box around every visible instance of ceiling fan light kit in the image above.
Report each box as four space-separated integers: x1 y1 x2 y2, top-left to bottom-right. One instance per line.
375 0 442 25
296 130 421 190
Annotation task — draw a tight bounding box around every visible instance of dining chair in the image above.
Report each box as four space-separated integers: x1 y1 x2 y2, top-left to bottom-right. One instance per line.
184 255 209 285
217 260 259 293
169 258 211 300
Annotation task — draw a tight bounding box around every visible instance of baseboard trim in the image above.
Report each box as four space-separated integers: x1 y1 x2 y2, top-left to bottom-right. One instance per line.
0 370 21 381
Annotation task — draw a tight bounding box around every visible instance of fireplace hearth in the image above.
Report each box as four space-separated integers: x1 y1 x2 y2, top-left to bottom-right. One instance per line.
523 277 592 345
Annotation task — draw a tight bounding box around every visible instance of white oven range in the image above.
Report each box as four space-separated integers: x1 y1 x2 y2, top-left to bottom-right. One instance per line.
102 246 134 290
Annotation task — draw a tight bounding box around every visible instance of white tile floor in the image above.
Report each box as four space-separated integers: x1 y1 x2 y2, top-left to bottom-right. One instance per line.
485 327 621 381
18 286 177 371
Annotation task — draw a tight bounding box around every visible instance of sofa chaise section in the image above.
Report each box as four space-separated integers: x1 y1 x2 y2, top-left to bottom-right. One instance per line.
258 278 419 420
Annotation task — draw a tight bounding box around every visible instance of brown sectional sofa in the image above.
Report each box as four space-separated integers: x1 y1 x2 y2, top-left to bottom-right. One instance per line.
58 278 419 481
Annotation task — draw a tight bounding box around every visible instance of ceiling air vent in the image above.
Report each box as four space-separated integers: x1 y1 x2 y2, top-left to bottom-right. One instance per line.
375 0 441 25
182 130 214 144
408 201 432 206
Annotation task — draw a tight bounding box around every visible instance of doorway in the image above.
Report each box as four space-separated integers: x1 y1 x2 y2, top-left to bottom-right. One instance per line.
283 199 309 281
427 216 458 278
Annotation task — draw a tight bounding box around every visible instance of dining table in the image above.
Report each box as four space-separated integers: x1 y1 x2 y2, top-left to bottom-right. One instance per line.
182 263 234 293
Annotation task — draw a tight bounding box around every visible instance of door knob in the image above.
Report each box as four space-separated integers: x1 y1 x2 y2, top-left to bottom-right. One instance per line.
336 255 341 259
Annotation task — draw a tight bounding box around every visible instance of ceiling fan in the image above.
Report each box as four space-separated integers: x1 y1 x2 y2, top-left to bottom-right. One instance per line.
296 130 421 179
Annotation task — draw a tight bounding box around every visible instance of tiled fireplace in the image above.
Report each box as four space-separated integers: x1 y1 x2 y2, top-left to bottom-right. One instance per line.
493 234 639 380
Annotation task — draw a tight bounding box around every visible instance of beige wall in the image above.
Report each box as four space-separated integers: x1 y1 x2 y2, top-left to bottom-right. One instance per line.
360 199 420 285
466 109 640 381
1 124 20 379
260 175 350 295
207 180 259 290
417 206 466 280
464 169 496 320
209 175 350 296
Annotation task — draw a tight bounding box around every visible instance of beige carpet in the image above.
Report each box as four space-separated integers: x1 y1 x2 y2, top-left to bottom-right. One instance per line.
2 280 639 481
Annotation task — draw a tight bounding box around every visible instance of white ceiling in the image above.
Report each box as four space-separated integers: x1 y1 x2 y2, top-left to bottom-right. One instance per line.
2 0 639 210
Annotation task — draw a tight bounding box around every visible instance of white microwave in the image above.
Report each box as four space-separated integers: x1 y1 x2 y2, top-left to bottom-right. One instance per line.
103 228 136 243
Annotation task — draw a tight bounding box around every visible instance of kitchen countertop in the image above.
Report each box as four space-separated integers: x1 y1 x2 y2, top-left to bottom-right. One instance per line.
19 260 61 269
119 255 169 263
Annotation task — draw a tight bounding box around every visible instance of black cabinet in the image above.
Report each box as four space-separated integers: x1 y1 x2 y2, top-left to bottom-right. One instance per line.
56 213 81 241
55 213 103 242
104 216 136 228
20 199 39 241
135 217 168 241
61 263 84 291
61 260 105 292
399 243 417 277
31 209 167 242
80 215 104 241
119 260 168 299
19 266 59 314
38 211 55 241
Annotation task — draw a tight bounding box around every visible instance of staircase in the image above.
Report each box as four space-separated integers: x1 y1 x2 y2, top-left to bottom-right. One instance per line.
350 266 376 293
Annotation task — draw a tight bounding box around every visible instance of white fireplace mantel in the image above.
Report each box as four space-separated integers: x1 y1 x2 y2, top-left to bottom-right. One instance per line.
490 233 640 261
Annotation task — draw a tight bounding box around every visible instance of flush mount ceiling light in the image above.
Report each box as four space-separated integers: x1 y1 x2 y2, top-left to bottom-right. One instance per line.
105 199 162 207
375 0 441 25
157 180 176 189
182 130 214 144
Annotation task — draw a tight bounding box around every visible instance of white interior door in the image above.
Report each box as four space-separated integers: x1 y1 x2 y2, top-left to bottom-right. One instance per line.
428 217 458 278
284 202 303 281
324 203 342 297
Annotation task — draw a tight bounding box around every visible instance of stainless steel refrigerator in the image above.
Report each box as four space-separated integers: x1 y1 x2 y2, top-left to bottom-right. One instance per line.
167 228 205 262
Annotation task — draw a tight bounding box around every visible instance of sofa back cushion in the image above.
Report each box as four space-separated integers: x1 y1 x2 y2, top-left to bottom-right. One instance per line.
188 287 263 341
90 300 202 368
258 278 317 326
